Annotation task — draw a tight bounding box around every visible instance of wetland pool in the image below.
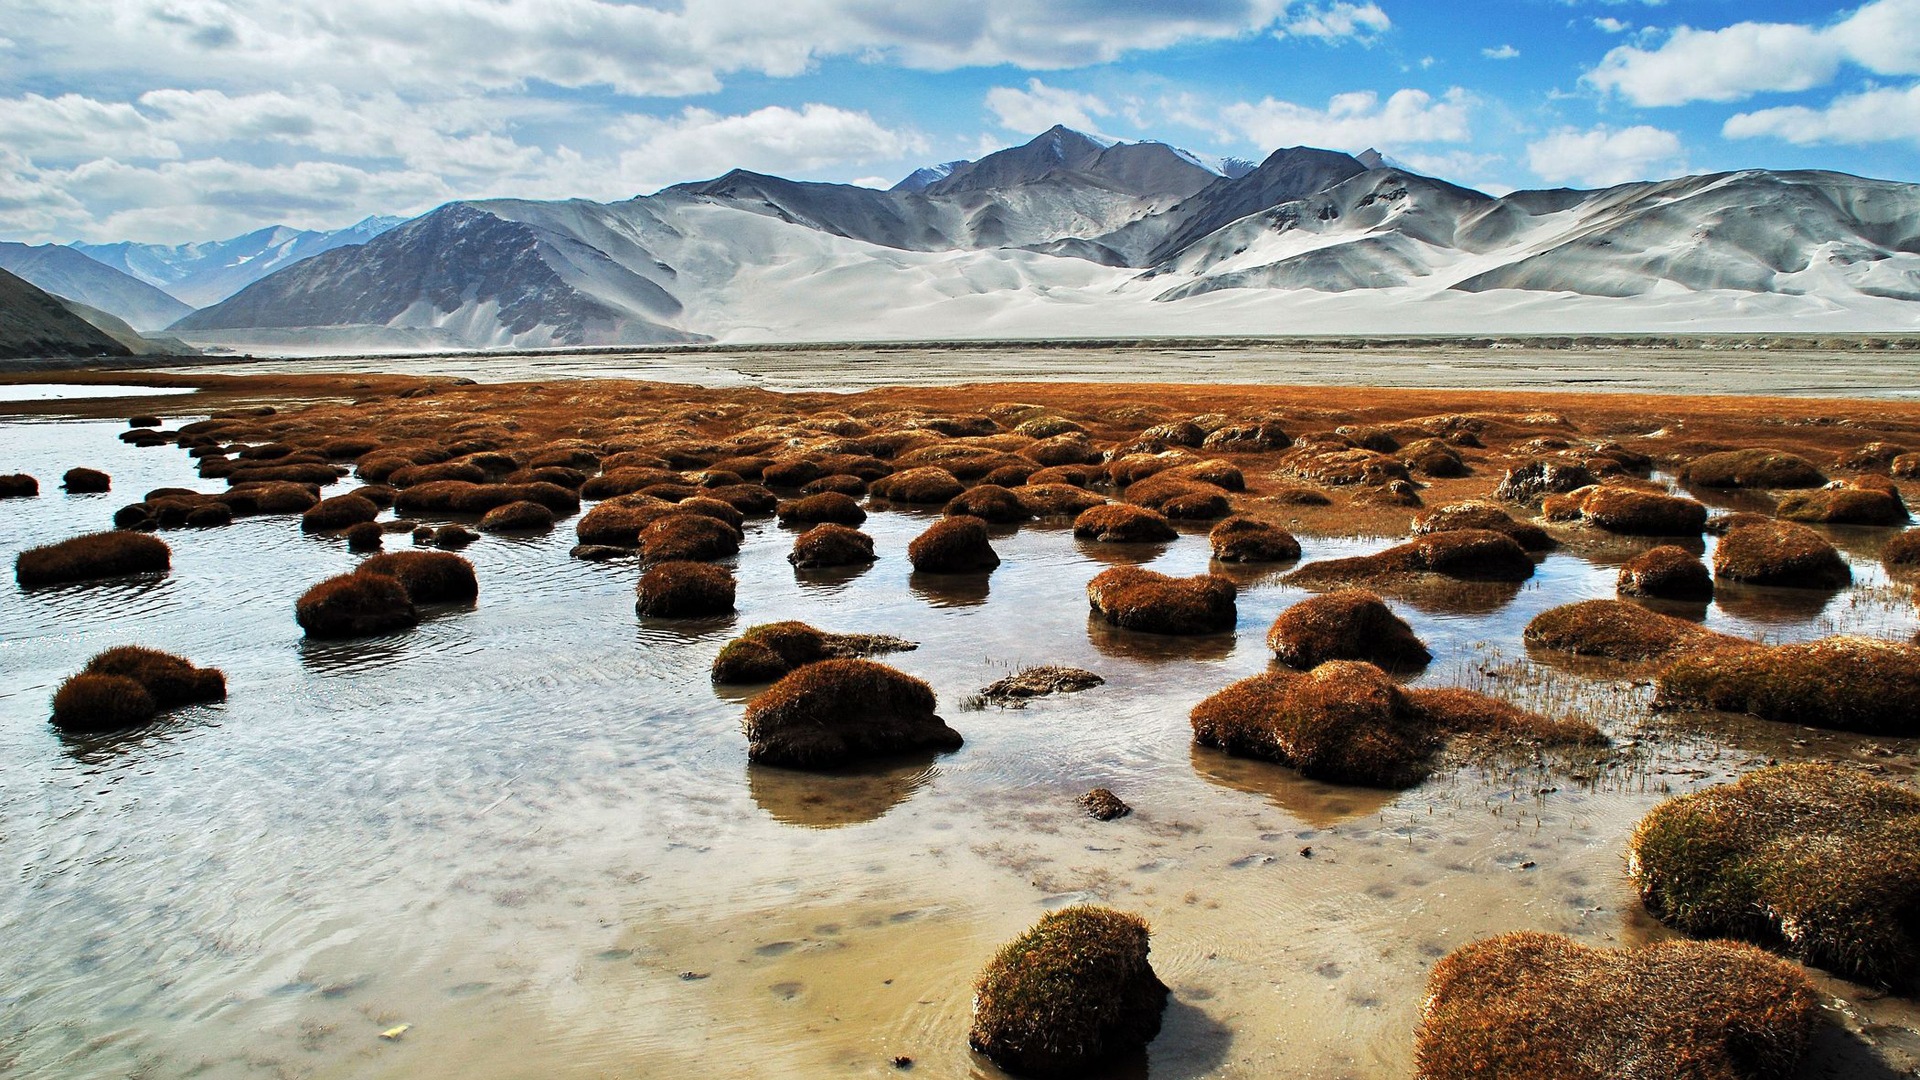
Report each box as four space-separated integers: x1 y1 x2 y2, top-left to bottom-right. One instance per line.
2 409 1918 1079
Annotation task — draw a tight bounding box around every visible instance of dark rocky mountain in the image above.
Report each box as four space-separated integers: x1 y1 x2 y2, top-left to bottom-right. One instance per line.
0 267 132 360
0 243 194 330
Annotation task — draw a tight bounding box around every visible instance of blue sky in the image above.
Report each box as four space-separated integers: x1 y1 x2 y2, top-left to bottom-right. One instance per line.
2 0 1918 244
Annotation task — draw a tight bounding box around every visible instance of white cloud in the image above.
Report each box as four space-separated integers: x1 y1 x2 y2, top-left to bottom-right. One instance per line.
1278 2 1390 43
1482 44 1519 59
1593 17 1631 34
985 79 1112 134
0 94 181 163
1587 0 1920 106
1526 125 1685 187
612 104 927 193
1215 88 1473 152
1724 82 1920 146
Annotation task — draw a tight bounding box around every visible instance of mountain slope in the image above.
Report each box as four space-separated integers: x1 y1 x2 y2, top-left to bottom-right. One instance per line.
75 216 405 307
163 128 1920 348
58 298 200 356
0 267 133 360
0 243 194 330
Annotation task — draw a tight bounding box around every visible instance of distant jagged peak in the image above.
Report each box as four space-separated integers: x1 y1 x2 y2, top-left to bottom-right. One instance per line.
891 160 968 193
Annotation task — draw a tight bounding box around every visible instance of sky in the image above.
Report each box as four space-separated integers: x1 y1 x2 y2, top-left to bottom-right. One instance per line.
3 0 1920 245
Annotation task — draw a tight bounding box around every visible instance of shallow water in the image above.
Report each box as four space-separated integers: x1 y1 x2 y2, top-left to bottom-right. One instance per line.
0 383 198 403
2 414 1918 1079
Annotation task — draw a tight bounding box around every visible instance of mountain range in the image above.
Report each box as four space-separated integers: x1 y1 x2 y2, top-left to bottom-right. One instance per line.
6 125 1919 356
73 216 405 309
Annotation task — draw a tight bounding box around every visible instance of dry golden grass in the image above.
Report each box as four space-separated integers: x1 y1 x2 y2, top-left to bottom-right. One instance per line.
1073 503 1176 543
968 907 1167 1080
1617 544 1714 601
1208 516 1300 562
1712 518 1851 588
1416 932 1820 1080
1681 447 1828 489
775 491 867 527
356 550 479 603
635 560 735 617
295 572 419 638
788 523 877 569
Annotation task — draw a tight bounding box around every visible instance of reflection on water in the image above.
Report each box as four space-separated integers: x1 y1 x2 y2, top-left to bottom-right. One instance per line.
1 414 1917 1079
0 383 198 403
1191 744 1399 828
748 757 940 829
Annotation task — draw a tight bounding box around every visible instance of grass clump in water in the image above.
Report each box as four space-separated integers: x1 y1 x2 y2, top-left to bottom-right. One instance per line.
743 658 959 767
295 573 419 638
1267 589 1430 671
1654 635 1920 733
61 467 111 493
1628 763 1920 989
787 523 876 569
968 907 1168 1080
1073 504 1176 543
907 516 1000 572
15 531 169 586
1542 485 1707 536
1415 932 1820 1080
1191 661 1601 788
1712 518 1850 588
1617 544 1713 601
1680 448 1827 489
944 484 1029 524
636 560 735 617
1525 599 1748 663
775 491 866 527
1208 516 1300 562
1087 567 1235 635
0 473 38 497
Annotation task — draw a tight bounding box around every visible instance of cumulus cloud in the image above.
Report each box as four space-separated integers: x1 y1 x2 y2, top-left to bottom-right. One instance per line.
1278 2 1390 43
1482 44 1520 59
1214 88 1473 151
1593 18 1631 34
612 104 927 192
1526 125 1685 187
1724 83 1920 146
985 79 1112 134
1587 0 1920 106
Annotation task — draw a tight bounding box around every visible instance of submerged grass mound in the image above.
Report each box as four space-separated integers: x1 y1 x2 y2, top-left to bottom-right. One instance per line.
1087 567 1235 635
968 907 1168 1080
1285 529 1534 587
61 467 110 493
1655 635 1920 733
1542 485 1707 536
1411 500 1553 551
1191 661 1600 788
908 516 1001 572
394 480 580 516
82 646 226 710
788 523 877 568
1628 763 1920 989
1526 599 1749 663
635 560 735 617
1617 544 1714 601
1681 448 1828 489
1208 516 1301 563
979 666 1105 704
1712 518 1851 588
357 550 479 603
0 473 38 497
1073 504 1176 543
1415 932 1821 1080
743 658 961 767
1266 590 1430 671
51 674 155 733
1775 484 1910 526
295 572 419 638
776 491 866 527
16 531 170 586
